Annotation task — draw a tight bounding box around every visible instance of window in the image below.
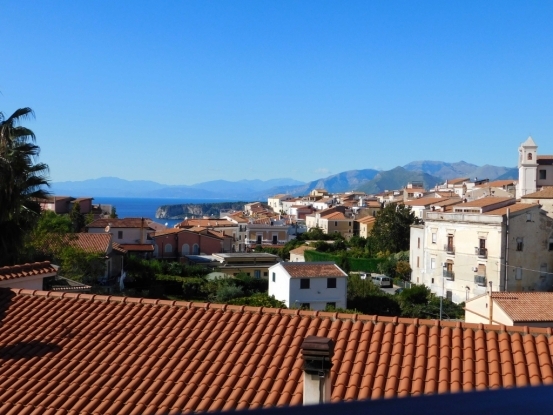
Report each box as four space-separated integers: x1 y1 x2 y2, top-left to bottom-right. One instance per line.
431 278 435 284
516 237 523 251
528 153 533 160
264 272 268 277
430 258 436 269
431 233 437 244
327 278 337 288
300 279 310 289
182 244 190 255
117 231 123 239
549 237 553 251
272 272 275 282
417 256 420 268
515 267 522 280
272 235 278 244
540 170 547 180
164 243 172 253
446 291 452 301
334 221 338 226
417 237 420 249
254 270 261 279
193 244 199 254
540 264 547 278
256 235 262 244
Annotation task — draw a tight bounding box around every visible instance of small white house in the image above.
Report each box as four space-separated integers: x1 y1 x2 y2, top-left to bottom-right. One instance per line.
268 262 348 311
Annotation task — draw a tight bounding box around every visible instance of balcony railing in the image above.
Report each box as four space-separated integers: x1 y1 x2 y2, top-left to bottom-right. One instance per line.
443 270 455 281
443 244 455 254
474 275 486 286
475 247 488 258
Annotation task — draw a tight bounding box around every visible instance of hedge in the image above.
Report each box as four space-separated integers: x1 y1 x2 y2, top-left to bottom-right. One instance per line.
303 250 385 272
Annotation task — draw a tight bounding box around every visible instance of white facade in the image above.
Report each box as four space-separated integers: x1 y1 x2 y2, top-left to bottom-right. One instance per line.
268 262 347 311
411 203 553 304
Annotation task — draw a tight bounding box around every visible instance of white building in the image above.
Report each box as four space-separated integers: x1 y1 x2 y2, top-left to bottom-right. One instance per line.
465 292 553 328
410 197 553 304
268 262 347 311
516 136 553 198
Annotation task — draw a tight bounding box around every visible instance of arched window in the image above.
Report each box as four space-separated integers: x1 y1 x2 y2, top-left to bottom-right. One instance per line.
193 244 199 254
164 243 173 253
182 244 190 255
528 153 533 160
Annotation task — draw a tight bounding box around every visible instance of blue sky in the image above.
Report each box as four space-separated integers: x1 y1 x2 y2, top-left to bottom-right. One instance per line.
2 1 553 185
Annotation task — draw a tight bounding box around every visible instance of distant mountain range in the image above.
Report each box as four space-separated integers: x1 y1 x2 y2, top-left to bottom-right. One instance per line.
49 161 518 200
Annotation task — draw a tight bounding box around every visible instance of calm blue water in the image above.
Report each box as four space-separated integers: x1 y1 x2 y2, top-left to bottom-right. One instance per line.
93 197 237 228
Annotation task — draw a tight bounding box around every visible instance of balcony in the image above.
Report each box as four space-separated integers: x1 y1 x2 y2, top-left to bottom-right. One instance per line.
475 247 488 258
474 275 486 286
443 270 455 281
443 244 455 255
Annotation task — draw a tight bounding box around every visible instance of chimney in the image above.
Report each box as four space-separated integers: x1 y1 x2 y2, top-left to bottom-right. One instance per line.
300 336 334 405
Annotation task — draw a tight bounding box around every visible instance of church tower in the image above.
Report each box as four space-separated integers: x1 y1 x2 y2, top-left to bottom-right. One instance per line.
516 136 538 198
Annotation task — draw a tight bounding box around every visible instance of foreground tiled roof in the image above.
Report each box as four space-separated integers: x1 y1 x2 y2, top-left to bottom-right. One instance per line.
492 292 553 322
277 262 348 278
2 289 553 414
0 262 57 281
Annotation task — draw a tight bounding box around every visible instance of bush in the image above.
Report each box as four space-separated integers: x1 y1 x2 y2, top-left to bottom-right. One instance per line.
215 285 244 303
228 293 286 308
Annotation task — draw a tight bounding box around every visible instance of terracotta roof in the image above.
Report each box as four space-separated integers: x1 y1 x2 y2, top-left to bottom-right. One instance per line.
87 218 158 229
483 202 539 216
2 288 553 413
289 246 315 255
522 187 553 199
491 292 553 322
0 262 57 281
177 219 236 228
431 198 462 207
447 177 470 185
538 155 553 165
475 180 516 188
455 197 513 208
69 233 112 254
323 212 347 220
356 216 376 224
403 197 440 207
277 262 348 278
152 228 184 237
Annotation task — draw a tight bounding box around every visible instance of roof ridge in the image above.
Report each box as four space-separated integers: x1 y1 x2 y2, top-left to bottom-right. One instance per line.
6 288 553 337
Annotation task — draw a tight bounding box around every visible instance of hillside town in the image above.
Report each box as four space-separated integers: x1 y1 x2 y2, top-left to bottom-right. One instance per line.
2 119 553 412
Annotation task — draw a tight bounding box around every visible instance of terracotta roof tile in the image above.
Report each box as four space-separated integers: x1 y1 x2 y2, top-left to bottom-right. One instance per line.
0 262 57 281
87 218 159 230
2 289 553 412
522 186 553 199
276 262 348 278
490 292 553 322
68 233 112 254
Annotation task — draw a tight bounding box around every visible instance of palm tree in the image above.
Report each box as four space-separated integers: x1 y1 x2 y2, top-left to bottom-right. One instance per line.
0 107 50 265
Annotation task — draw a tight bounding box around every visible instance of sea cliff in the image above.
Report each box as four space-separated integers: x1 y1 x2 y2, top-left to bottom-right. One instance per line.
155 202 247 219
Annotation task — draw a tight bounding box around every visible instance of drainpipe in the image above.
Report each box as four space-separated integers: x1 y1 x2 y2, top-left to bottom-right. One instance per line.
300 336 334 405
488 281 493 325
504 208 510 292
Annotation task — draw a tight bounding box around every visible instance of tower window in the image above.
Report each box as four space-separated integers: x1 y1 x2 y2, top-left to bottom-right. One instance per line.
528 153 533 160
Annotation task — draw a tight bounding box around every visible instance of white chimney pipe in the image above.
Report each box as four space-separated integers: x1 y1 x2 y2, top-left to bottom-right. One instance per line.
301 336 334 405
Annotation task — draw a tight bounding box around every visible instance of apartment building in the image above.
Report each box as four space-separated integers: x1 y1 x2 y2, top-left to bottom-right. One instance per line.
410 197 553 304
305 206 353 239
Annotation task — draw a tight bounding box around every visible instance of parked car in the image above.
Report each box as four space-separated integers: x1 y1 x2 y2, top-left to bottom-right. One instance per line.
371 275 393 288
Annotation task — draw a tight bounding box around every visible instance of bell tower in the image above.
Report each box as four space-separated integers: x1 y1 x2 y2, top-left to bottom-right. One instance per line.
517 136 538 198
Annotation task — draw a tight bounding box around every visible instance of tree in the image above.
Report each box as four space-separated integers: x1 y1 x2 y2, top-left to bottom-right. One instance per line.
369 203 419 254
0 107 50 265
70 202 85 232
110 206 118 218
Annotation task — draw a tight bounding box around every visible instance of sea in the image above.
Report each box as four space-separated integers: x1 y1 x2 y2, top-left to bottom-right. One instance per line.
92 197 238 228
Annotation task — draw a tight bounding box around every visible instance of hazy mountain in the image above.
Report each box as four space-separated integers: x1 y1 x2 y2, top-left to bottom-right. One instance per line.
253 169 380 199
494 168 519 180
403 160 513 181
355 167 443 194
49 177 305 199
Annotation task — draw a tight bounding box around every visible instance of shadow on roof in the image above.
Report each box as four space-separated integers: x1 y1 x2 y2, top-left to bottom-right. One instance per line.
0 340 62 360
